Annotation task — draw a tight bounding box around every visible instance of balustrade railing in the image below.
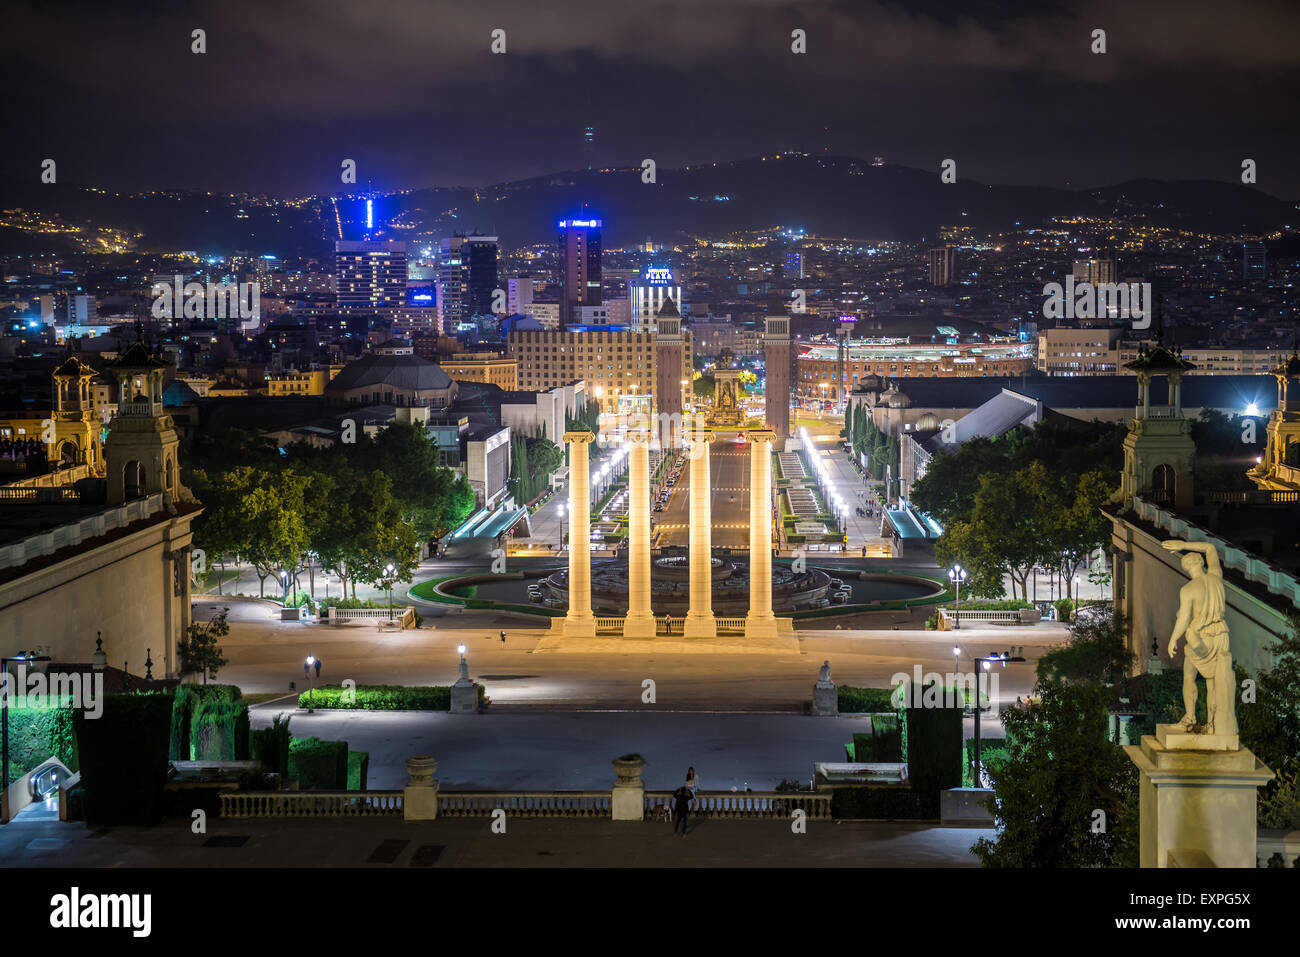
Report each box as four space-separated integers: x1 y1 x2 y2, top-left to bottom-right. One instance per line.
437 791 612 818
644 790 831 820
220 791 403 818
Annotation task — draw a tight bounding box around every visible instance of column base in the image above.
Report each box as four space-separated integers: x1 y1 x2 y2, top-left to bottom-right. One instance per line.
683 615 717 639
744 616 780 639
1124 733 1274 868
554 616 597 637
622 614 657 639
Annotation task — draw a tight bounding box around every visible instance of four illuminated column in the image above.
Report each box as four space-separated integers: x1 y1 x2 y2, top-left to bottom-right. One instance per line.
562 430 597 637
746 430 777 636
624 429 656 637
566 425 782 640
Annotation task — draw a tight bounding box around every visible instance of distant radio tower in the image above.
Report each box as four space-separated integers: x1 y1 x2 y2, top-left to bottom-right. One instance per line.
584 125 595 170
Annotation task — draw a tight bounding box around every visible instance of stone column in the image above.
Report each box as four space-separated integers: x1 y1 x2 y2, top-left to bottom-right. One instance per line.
684 428 716 638
563 430 597 636
402 755 439 820
624 430 655 637
746 429 778 637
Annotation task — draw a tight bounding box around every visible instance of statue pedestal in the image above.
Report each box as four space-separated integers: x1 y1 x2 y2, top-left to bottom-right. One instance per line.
1124 726 1273 868
812 681 838 716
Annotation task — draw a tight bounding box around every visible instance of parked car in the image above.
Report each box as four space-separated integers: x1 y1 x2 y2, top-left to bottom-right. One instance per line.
809 598 831 609
828 578 844 589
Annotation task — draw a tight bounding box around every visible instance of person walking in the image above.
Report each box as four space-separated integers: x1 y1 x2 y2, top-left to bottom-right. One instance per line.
672 784 692 836
685 766 700 812
500 630 507 644
313 657 321 679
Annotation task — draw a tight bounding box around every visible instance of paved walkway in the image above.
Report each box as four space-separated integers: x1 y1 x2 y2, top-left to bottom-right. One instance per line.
247 711 887 790
0 815 989 867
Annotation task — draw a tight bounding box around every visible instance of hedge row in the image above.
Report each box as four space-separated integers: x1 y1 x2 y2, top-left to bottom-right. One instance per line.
288 737 348 789
348 750 369 791
297 684 485 711
837 686 899 714
250 714 292 776
190 699 250 762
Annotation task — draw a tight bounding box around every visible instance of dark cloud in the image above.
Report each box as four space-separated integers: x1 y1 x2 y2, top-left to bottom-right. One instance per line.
2 0 1297 195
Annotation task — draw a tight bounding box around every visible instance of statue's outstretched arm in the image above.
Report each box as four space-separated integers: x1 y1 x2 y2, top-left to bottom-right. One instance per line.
1163 539 1221 575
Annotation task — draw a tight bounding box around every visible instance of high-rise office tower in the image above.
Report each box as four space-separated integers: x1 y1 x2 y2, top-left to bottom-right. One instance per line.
335 240 408 312
628 266 682 332
1244 241 1267 280
506 278 535 316
438 235 499 328
785 250 804 280
928 245 955 286
764 302 792 438
558 215 602 327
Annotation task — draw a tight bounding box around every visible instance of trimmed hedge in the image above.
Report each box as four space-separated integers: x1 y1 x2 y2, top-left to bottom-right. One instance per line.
288 737 348 789
838 686 899 714
903 684 964 795
4 703 77 787
189 698 250 762
170 684 242 760
964 737 1010 788
348 750 369 791
297 684 485 711
250 714 292 776
74 693 173 825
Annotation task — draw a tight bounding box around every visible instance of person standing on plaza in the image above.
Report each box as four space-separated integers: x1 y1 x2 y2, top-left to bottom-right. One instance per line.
672 784 692 836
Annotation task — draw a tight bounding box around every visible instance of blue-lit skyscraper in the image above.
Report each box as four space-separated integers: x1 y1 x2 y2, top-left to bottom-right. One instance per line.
558 214 602 328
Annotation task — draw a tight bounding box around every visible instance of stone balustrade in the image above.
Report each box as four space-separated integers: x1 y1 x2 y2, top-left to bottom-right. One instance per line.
1257 829 1300 867
437 792 613 818
1134 497 1300 606
328 606 415 628
644 790 831 820
220 791 404 818
0 493 165 570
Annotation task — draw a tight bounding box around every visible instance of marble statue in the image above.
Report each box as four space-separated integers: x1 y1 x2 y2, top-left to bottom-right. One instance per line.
1162 539 1237 736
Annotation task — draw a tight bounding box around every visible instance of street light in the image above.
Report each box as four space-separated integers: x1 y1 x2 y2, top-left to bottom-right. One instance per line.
947 564 967 629
384 563 396 621
558 503 566 552
304 655 316 713
279 568 288 604
953 647 1026 788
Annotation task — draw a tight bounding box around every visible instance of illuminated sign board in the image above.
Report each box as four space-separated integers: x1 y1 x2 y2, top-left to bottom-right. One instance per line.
837 315 857 323
645 268 673 284
366 198 374 231
558 219 603 228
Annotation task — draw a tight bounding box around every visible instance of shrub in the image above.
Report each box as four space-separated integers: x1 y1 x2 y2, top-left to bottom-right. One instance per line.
4 703 77 787
189 698 250 761
838 686 899 714
74 693 173 825
170 684 242 760
297 684 453 711
288 737 348 789
871 713 903 762
1054 598 1076 622
249 713 292 776
964 738 1010 787
904 684 963 795
348 750 369 791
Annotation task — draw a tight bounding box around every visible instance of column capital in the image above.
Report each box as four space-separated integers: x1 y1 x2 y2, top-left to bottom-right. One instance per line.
563 430 596 445
627 427 652 446
685 428 715 443
747 429 777 444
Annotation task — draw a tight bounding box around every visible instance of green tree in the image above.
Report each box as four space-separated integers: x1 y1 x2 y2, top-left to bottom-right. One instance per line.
973 677 1139 867
178 609 230 684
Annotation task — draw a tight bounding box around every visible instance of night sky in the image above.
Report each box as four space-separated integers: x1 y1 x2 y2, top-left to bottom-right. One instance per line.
3 0 1298 197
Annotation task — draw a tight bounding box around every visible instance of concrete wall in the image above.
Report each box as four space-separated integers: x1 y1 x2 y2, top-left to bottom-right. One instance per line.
0 514 197 677
1112 516 1291 679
